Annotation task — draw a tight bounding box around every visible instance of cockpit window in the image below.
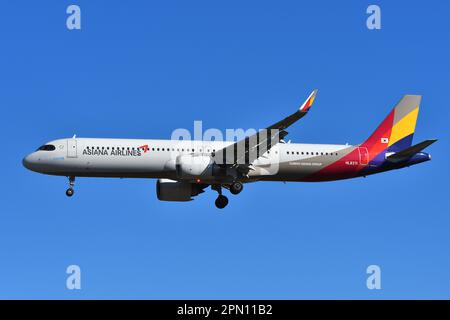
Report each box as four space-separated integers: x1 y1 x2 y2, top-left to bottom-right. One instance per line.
37 144 56 151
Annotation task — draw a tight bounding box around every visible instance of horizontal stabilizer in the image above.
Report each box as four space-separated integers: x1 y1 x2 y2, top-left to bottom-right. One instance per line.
386 139 437 163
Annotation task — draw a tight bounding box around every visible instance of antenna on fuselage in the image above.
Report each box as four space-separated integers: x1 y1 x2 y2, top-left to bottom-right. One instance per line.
72 134 77 139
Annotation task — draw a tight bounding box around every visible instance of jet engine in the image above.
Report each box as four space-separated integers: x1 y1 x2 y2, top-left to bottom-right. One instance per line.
156 179 205 202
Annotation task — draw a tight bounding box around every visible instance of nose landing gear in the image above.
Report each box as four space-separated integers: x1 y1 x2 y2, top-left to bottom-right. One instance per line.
66 188 74 197
66 176 75 197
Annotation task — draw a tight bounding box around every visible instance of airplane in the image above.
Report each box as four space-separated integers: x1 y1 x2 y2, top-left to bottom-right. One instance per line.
23 90 436 209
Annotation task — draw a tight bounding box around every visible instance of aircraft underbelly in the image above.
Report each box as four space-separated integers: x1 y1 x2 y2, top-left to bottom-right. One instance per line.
253 161 325 181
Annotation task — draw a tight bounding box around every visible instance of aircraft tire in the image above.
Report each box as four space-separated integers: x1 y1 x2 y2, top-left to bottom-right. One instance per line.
66 188 74 197
230 182 243 195
215 195 228 209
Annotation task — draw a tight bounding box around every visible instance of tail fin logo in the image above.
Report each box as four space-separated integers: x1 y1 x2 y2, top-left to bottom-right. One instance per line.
361 95 421 163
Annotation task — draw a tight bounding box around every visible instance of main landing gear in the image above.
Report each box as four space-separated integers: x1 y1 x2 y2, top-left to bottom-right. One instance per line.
212 182 244 209
212 185 228 209
215 194 229 209
229 181 243 195
66 176 75 197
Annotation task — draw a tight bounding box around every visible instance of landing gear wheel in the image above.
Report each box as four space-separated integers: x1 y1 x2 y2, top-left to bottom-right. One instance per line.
230 182 243 195
66 176 75 197
215 195 229 209
66 188 74 197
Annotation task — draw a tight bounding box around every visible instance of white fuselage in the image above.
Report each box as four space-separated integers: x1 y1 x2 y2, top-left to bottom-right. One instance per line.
23 137 356 183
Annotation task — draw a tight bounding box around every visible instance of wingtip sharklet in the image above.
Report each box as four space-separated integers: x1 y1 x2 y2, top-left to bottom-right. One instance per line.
299 89 318 112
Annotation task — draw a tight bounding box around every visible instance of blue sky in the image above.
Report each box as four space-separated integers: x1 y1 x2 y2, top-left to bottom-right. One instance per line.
0 0 449 299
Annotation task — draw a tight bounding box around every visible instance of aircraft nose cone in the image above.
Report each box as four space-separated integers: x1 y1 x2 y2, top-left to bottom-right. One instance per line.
22 154 34 170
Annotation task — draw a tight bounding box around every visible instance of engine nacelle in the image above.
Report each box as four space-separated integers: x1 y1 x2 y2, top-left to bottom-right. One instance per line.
176 154 213 179
156 179 203 202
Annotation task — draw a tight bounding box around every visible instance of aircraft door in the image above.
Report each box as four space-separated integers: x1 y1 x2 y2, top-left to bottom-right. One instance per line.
67 139 78 158
358 146 369 165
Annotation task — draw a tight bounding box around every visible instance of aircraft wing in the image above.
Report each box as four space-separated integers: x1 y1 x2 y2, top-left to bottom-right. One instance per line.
212 89 318 167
